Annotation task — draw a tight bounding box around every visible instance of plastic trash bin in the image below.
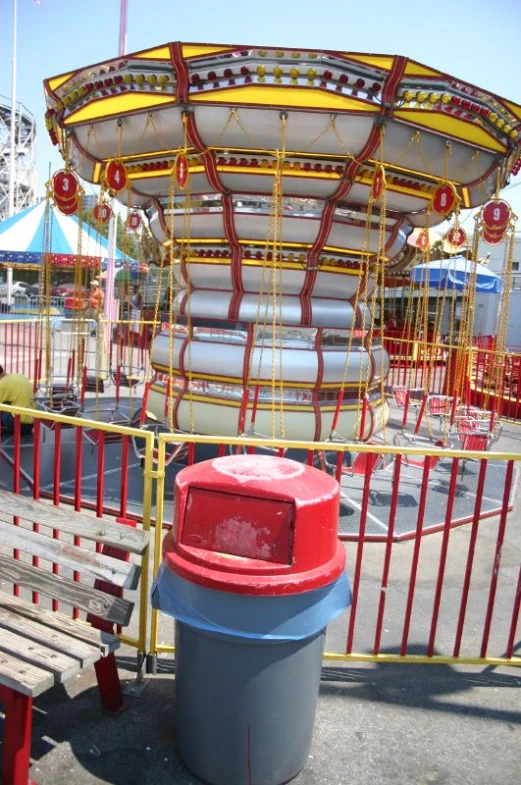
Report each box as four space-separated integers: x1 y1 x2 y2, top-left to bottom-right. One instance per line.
152 454 351 785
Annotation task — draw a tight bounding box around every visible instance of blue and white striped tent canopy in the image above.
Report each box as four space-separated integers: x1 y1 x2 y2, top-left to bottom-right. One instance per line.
411 255 503 294
0 201 138 268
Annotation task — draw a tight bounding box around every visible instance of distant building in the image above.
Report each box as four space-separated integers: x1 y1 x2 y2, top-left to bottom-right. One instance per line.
81 194 98 213
473 232 521 348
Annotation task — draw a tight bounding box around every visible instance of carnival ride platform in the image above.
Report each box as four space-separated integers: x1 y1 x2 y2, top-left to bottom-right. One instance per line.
0 394 517 542
337 457 518 541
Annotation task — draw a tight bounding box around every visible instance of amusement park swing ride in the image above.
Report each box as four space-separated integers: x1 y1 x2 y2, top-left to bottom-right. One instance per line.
40 41 520 465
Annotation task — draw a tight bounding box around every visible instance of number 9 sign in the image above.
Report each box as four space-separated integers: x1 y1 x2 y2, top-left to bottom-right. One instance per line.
104 160 128 194
481 199 511 232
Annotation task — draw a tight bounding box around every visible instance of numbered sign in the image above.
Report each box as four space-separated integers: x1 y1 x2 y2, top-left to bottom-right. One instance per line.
104 160 128 194
127 212 142 230
93 202 112 224
52 170 79 200
481 199 511 231
445 226 467 248
482 227 506 246
371 166 385 202
175 154 189 189
416 230 430 250
431 183 457 216
54 195 78 216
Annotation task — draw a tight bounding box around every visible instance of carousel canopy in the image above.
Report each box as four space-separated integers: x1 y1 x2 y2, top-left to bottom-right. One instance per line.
0 201 137 268
411 256 503 293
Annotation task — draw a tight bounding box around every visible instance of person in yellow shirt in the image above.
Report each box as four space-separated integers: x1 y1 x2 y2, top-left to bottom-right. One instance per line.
0 366 35 435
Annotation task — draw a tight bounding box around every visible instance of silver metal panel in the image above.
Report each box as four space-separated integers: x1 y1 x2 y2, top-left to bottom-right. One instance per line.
218 172 340 200
357 302 374 326
219 171 275 196
310 299 355 328
290 114 376 157
188 341 245 377
322 348 371 383
241 265 306 295
128 175 172 196
233 213 320 245
186 213 225 238
311 271 361 299
326 222 376 252
233 213 271 240
249 346 318 383
181 172 214 194
182 289 232 319
149 214 166 244
238 294 302 324
347 182 430 216
370 344 390 381
181 263 232 291
74 106 184 160
276 176 339 199
150 332 183 368
383 120 497 183
386 225 412 259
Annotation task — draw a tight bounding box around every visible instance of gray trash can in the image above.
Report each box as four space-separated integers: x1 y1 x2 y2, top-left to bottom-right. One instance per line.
152 454 351 785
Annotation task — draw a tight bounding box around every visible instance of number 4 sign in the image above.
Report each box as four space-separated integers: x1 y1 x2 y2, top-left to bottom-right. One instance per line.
104 160 128 194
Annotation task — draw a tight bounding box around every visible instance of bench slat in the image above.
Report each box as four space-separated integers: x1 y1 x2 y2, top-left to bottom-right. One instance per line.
0 649 55 697
0 492 148 555
0 520 141 590
0 605 108 667
0 595 119 656
0 626 81 682
0 555 134 626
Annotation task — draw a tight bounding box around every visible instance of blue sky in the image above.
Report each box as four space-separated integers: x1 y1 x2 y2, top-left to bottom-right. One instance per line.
1 0 521 220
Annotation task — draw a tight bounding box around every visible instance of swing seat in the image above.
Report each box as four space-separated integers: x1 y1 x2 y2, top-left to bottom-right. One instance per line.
131 418 189 467
392 386 424 409
81 407 134 447
460 431 491 479
393 431 451 470
111 368 145 389
426 394 454 418
37 394 82 439
342 450 385 477
83 376 106 394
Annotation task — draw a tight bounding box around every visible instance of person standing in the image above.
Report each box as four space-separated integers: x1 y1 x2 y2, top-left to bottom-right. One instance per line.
87 279 105 317
0 366 35 435
87 278 105 335
128 284 142 341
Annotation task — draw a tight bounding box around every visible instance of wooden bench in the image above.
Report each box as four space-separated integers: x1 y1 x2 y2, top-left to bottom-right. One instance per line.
0 490 149 785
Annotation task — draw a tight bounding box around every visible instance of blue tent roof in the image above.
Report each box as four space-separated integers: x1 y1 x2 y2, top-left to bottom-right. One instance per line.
0 201 138 267
411 256 503 294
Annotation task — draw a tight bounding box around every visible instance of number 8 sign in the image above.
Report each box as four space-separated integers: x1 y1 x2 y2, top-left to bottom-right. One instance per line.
431 183 458 216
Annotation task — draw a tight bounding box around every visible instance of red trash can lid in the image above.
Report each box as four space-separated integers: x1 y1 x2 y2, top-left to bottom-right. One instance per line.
162 454 346 595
